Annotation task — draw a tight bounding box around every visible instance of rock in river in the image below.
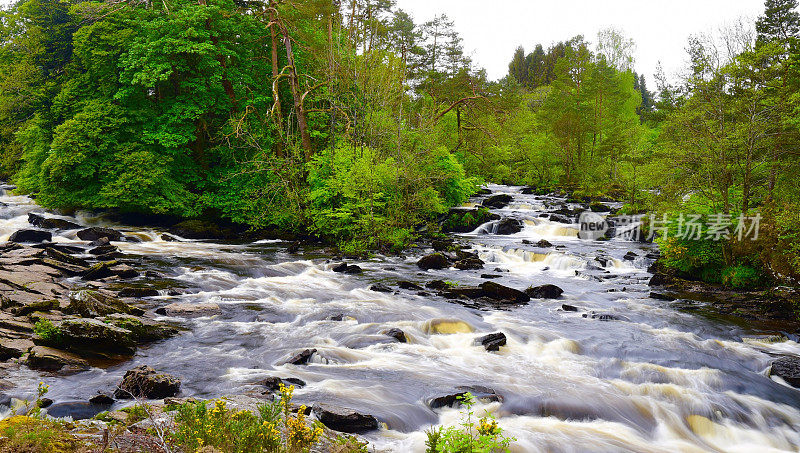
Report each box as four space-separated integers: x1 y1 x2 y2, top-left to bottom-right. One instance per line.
312 403 379 433
477 332 506 351
28 213 81 230
8 229 52 243
494 218 523 235
770 357 800 388
482 194 513 209
26 346 90 373
114 365 181 399
417 253 450 270
57 318 137 355
64 290 142 318
77 227 124 242
525 284 564 299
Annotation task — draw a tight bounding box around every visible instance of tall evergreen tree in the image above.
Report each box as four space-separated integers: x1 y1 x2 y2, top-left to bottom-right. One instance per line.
756 0 800 44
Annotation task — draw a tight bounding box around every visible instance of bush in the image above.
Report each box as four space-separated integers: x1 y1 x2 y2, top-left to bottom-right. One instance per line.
169 384 322 453
425 393 514 453
721 265 762 289
33 320 63 346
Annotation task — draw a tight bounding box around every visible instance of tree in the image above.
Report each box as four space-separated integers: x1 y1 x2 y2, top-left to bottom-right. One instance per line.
756 0 800 45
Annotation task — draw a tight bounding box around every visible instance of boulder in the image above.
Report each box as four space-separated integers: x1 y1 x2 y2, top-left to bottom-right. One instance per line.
82 261 118 281
27 213 80 230
483 194 513 209
77 227 124 242
417 253 450 270
259 376 306 392
102 314 178 343
590 203 612 212
332 263 362 274
397 281 423 290
89 393 115 405
64 290 140 318
428 386 501 409
770 357 800 388
535 239 553 248
114 365 181 399
58 318 137 355
369 283 393 293
312 403 379 433
26 346 90 372
455 258 484 270
160 234 179 242
156 302 221 318
623 251 638 261
494 218 523 235
440 208 500 234
88 245 118 256
525 284 564 299
383 328 407 343
118 287 159 298
477 333 506 351
479 282 530 304
561 304 580 312
8 229 52 243
426 280 450 290
285 348 316 365
431 239 454 252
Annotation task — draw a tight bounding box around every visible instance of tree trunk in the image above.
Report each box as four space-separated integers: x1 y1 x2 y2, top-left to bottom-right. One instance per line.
282 29 313 159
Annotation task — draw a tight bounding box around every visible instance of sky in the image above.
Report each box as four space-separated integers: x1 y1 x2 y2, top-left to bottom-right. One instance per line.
394 0 766 86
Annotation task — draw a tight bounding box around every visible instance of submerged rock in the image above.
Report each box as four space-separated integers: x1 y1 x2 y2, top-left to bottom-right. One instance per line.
424 319 474 335
114 365 181 399
477 332 506 351
369 283 393 293
383 328 407 343
525 284 564 299
9 229 52 243
77 227 124 242
770 357 800 388
285 348 316 365
313 403 379 433
417 253 450 270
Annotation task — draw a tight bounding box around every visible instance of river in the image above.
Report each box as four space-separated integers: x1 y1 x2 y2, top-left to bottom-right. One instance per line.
2 184 800 452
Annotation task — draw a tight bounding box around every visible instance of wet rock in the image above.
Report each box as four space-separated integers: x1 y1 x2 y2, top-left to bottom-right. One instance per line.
9 229 52 243
535 239 553 248
525 284 564 299
398 281 423 290
82 260 118 280
770 357 800 388
26 346 90 372
583 313 630 322
285 348 316 365
312 403 379 434
494 218 523 235
114 365 181 399
474 188 493 196
103 314 178 343
27 213 81 230
477 332 506 351
88 245 118 256
424 319 474 334
160 234 179 242
650 292 676 301
481 274 501 279
369 283 393 293
623 251 638 261
417 253 450 270
426 280 450 290
169 220 235 240
46 401 105 420
44 247 89 267
111 264 139 279
479 281 530 304
156 302 221 318
428 386 501 409
383 328 407 343
483 194 513 209
38 398 53 408
590 203 612 212
259 376 306 392
89 393 115 405
58 318 137 355
561 304 580 312
332 263 362 274
64 290 141 318
431 239 454 252
39 258 89 277
0 338 34 360
77 227 124 242
118 287 159 298
440 208 500 233
455 258 484 270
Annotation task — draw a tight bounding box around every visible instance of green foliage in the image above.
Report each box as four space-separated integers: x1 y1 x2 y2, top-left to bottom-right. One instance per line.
169 385 322 453
425 393 514 453
33 319 63 346
721 265 763 289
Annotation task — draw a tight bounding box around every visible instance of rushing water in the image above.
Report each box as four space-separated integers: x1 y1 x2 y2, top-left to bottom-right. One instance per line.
3 184 800 452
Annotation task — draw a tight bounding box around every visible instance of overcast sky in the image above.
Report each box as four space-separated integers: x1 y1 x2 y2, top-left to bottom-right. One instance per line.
395 0 766 86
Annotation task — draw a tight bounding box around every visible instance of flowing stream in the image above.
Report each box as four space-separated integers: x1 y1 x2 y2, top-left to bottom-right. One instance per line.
2 184 800 452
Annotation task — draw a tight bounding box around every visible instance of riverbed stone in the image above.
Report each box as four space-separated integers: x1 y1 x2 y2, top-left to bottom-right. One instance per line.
0 338 34 360
27 213 81 230
455 258 484 270
102 314 178 343
479 281 530 304
383 328 407 343
117 287 159 298
63 290 140 318
58 318 137 355
770 357 800 388
417 253 450 270
285 348 316 365
312 403 379 433
156 302 221 318
77 227 124 242
26 346 90 372
428 386 501 409
477 332 506 351
114 365 181 399
525 284 564 299
494 218 523 235
9 229 52 243
482 194 513 209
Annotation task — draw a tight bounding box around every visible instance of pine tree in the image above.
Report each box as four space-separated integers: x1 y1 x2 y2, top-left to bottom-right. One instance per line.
756 0 800 44
508 46 527 85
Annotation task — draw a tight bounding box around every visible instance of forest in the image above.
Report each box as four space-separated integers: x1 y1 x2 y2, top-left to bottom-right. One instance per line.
0 0 799 286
